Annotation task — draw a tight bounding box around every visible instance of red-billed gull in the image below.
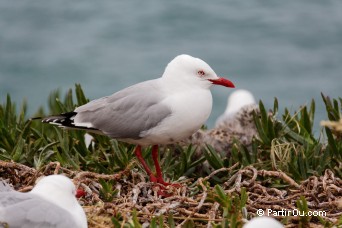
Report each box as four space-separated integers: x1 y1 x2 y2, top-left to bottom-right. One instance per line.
39 54 235 191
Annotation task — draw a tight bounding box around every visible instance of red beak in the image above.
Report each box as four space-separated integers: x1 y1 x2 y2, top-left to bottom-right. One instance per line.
208 77 235 88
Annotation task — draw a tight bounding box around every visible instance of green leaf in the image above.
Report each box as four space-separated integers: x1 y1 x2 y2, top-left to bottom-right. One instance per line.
150 217 157 228
204 145 224 169
111 217 122 227
75 84 89 106
182 220 195 228
167 214 175 228
131 209 142 228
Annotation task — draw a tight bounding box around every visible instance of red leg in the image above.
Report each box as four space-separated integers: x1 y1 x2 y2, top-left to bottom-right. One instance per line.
134 145 157 182
135 145 181 196
152 145 181 188
151 145 168 185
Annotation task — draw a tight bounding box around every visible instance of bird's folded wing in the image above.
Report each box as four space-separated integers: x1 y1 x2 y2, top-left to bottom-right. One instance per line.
74 80 172 139
0 181 12 192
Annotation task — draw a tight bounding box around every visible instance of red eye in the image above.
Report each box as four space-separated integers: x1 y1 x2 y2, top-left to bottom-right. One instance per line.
198 70 205 76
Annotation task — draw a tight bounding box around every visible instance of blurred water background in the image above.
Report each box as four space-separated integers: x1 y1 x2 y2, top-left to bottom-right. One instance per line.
1 0 341 132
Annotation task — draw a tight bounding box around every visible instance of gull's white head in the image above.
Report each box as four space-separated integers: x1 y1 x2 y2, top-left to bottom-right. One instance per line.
162 54 235 89
30 175 87 228
31 175 76 199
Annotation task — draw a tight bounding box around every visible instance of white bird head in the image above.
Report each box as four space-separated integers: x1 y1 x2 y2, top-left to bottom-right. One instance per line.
31 175 76 199
225 89 256 116
162 54 235 89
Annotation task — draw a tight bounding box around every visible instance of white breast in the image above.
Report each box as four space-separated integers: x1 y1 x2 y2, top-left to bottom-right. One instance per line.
139 88 213 145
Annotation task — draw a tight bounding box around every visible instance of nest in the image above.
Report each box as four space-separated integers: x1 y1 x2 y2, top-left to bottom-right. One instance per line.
0 160 341 227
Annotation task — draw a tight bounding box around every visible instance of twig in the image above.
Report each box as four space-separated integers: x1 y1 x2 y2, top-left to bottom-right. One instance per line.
258 170 300 188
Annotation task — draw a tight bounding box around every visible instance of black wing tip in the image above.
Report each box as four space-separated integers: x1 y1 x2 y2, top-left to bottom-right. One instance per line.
30 112 77 123
30 116 43 121
39 112 99 131
41 112 77 125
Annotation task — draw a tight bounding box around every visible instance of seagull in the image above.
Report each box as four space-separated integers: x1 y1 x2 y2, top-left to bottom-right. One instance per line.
39 54 235 187
0 175 87 228
215 89 256 128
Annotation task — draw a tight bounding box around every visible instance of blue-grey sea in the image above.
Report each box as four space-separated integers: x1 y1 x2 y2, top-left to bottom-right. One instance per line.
1 0 341 131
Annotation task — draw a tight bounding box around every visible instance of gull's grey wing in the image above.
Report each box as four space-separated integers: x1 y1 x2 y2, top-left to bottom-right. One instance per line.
0 190 28 206
74 79 172 139
0 180 12 192
0 192 78 228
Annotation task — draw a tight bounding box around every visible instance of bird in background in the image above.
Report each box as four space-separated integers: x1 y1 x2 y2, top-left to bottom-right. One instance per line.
38 54 235 193
212 89 259 150
215 89 256 128
0 175 87 228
